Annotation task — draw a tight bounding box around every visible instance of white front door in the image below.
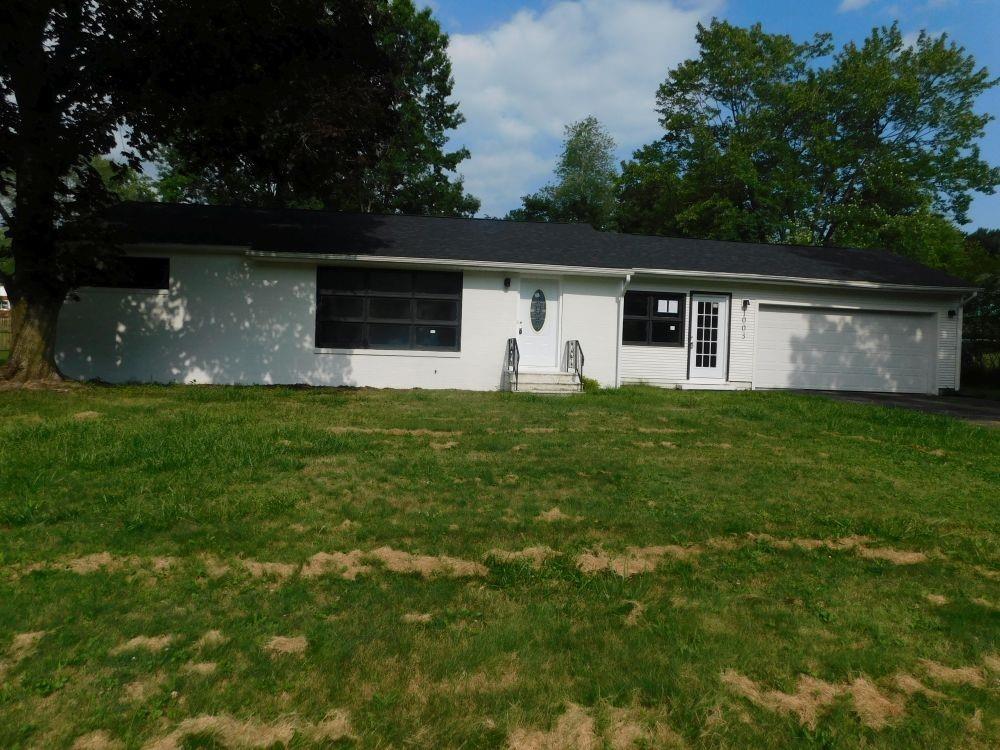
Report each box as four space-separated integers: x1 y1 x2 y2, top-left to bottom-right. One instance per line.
517 277 559 369
689 294 729 380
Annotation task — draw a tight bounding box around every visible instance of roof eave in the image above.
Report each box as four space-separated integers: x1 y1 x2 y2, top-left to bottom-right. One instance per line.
630 267 977 294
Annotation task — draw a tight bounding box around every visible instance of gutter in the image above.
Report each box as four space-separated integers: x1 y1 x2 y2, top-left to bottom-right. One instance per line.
128 243 978 294
244 250 632 278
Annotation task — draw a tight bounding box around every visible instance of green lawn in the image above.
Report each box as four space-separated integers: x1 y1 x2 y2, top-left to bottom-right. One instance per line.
0 385 997 748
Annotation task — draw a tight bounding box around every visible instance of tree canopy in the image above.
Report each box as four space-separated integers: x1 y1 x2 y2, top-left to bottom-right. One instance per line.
507 116 617 229
615 20 999 269
0 0 406 381
156 0 478 216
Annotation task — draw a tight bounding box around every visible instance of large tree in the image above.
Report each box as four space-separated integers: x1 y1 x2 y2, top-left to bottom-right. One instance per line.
507 116 618 229
157 0 478 216
1 1 401 382
617 21 998 267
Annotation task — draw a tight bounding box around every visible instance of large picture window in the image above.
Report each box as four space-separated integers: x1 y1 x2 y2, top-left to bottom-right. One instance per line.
316 267 462 351
622 291 685 346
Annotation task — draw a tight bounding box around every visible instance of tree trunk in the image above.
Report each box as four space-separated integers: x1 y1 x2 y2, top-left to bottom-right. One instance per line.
2 295 64 383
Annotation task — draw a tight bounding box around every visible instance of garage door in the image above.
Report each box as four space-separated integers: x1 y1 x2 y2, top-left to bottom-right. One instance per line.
755 306 936 393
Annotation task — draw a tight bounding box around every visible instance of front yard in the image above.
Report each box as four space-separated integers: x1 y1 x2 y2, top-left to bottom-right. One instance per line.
0 385 997 748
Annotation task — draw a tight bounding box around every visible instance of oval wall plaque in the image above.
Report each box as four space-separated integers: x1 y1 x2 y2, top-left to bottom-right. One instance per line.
530 289 546 331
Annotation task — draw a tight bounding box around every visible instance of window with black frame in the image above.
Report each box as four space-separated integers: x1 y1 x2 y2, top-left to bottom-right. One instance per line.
621 291 685 346
316 267 462 351
86 257 170 290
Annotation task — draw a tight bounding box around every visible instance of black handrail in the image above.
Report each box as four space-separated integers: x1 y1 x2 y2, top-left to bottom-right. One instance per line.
505 337 520 391
566 339 584 383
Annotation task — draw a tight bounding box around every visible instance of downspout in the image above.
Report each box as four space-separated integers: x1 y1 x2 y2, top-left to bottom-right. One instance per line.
615 273 632 388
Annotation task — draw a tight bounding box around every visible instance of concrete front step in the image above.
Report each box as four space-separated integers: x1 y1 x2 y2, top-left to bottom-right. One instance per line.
512 371 582 394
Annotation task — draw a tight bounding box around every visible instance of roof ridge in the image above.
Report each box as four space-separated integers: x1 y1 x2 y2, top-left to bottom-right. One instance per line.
118 200 599 230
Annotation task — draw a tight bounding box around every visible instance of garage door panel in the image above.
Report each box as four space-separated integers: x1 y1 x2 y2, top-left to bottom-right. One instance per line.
755 306 934 393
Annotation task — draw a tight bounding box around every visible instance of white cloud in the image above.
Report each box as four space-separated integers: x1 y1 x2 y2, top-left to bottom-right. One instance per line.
838 0 877 12
447 0 720 216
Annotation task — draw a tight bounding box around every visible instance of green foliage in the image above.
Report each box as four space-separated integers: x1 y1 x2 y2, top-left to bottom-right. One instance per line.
616 20 999 265
157 0 478 216
962 229 1000 384
507 116 618 229
89 157 158 202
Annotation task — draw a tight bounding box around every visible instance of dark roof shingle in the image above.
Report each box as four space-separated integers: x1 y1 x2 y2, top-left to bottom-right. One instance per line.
107 202 972 289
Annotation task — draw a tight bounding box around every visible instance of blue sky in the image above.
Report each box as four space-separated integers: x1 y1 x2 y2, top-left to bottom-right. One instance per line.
431 0 1000 228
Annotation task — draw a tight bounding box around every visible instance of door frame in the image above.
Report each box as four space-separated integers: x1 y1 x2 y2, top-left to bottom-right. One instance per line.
685 291 733 382
516 274 563 371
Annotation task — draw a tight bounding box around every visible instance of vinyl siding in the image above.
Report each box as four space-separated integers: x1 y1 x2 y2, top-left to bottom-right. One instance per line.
55 251 623 389
620 278 964 393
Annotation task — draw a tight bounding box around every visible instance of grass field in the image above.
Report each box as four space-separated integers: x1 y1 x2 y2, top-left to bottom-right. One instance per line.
0 385 997 748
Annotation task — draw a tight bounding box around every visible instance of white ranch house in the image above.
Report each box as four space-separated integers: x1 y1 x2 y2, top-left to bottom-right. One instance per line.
55 202 975 394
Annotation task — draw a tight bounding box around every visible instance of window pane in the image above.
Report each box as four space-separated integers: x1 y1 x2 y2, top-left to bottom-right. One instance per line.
415 298 458 322
623 292 648 316
415 325 457 349
653 297 681 317
651 321 681 344
318 295 363 319
369 270 413 294
368 323 411 348
317 321 364 348
413 271 461 295
622 319 648 343
369 297 411 320
319 267 365 293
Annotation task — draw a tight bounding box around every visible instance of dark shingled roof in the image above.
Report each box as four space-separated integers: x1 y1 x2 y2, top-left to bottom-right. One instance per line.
108 201 972 290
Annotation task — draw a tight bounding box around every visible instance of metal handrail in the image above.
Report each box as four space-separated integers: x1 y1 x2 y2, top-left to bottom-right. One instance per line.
505 337 520 391
566 339 584 383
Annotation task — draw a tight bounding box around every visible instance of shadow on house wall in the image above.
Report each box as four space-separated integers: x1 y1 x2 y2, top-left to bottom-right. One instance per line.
56 254 354 387
780 309 935 393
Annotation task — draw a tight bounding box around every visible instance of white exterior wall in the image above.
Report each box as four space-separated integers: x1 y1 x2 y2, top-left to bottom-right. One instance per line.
619 278 964 393
55 250 623 389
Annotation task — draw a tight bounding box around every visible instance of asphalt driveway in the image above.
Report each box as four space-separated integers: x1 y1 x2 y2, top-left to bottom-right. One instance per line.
799 390 1000 427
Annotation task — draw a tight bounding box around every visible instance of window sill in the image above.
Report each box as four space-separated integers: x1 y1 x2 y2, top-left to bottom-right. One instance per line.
314 347 461 358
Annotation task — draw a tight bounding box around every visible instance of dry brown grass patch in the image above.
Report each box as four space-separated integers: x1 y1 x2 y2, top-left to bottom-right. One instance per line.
748 533 928 565
487 546 558 569
110 635 173 655
522 426 557 433
430 440 458 450
721 670 842 729
624 600 645 627
535 507 578 522
300 551 371 580
892 674 944 699
124 671 166 702
925 593 949 605
195 630 227 650
71 730 122 750
508 703 597 750
0 630 46 678
847 677 905 729
402 612 433 624
73 410 102 421
605 706 684 749
182 661 217 676
264 635 308 657
142 710 353 750
919 659 986 687
577 545 700 577
369 546 487 578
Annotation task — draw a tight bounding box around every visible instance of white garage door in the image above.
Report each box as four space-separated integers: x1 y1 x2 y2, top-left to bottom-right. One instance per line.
755 306 936 393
